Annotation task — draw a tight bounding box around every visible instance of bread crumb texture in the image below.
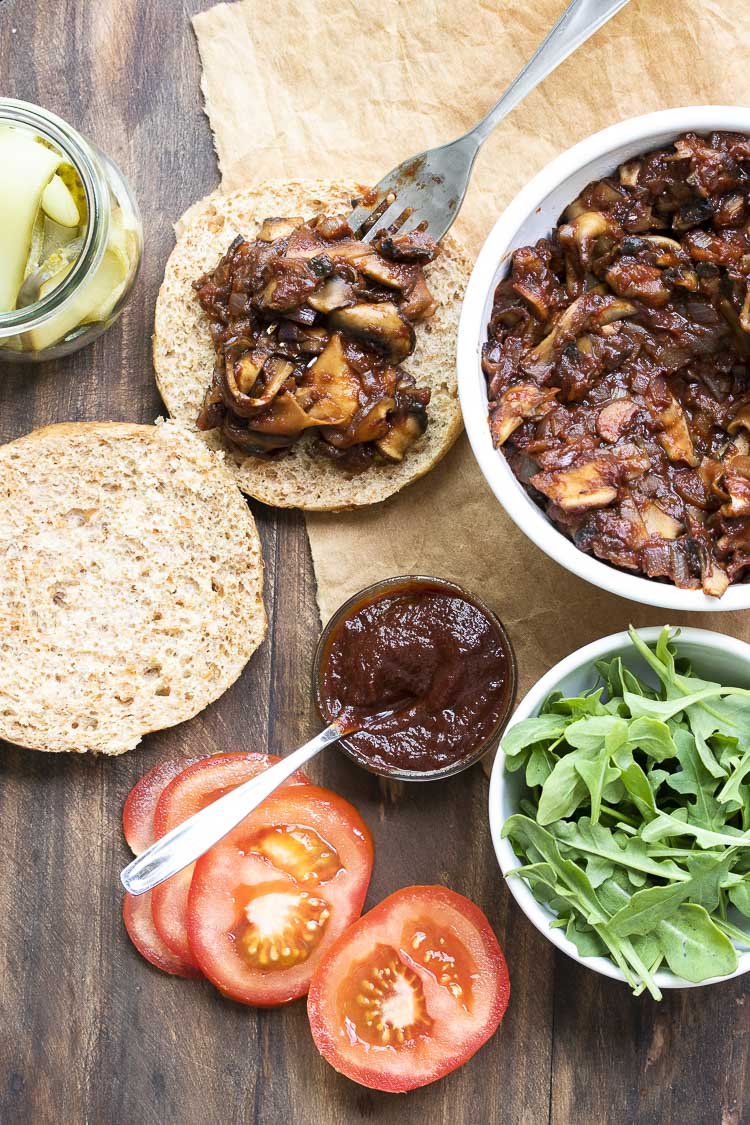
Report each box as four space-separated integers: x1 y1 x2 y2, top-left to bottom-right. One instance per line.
0 421 266 754
154 179 471 510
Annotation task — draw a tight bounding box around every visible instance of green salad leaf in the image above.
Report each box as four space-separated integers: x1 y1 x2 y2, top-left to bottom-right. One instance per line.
500 626 750 998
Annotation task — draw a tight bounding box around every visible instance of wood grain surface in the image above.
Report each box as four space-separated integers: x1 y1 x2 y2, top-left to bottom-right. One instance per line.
0 2 747 1123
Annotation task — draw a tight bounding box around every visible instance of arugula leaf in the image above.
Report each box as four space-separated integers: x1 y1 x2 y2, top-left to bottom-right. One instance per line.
627 716 677 762
718 747 750 811
666 728 726 830
564 914 607 958
608 880 701 938
565 716 628 753
525 745 558 788
551 818 688 883
619 760 658 821
641 810 750 849
503 816 608 925
574 751 621 826
536 751 592 825
728 878 750 917
501 714 568 758
656 904 737 982
545 689 608 718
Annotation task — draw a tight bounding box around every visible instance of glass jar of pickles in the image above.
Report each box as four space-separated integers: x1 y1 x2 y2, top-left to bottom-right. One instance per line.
0 99 142 362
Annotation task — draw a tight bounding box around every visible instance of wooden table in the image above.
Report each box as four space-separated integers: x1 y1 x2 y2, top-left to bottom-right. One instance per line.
1 2 748 1122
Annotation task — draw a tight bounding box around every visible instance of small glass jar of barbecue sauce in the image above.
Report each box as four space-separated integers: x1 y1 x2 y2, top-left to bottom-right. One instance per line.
314 575 517 781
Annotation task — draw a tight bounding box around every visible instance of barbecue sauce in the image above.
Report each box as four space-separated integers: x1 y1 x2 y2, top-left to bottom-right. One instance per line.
317 579 515 775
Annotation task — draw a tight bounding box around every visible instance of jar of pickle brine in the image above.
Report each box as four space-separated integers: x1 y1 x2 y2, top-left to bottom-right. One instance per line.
0 99 142 361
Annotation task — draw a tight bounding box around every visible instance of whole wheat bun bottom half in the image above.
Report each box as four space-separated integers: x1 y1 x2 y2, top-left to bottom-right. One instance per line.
153 179 472 511
0 421 266 754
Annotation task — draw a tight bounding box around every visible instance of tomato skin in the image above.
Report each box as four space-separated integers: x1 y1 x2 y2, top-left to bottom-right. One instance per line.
123 892 201 980
122 756 201 855
187 786 374 1007
150 753 309 968
151 752 310 838
307 885 510 1093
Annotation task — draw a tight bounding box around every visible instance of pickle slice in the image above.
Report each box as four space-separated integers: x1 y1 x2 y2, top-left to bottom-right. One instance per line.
41 174 80 227
26 232 130 351
81 207 132 323
0 126 62 312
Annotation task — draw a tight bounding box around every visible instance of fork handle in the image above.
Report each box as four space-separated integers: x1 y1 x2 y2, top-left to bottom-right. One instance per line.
469 0 631 146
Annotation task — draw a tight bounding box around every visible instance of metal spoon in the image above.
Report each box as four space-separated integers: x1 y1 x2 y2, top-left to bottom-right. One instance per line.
120 721 347 896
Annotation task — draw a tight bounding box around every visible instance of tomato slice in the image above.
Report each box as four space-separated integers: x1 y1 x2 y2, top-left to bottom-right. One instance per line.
123 891 201 979
187 785 374 1006
150 753 309 969
123 756 202 855
307 885 510 1092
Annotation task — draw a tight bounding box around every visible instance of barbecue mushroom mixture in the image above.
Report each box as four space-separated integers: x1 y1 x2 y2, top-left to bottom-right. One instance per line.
484 131 750 596
194 214 438 470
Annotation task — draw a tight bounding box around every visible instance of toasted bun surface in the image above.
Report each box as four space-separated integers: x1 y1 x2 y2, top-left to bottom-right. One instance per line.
0 421 266 754
153 179 471 511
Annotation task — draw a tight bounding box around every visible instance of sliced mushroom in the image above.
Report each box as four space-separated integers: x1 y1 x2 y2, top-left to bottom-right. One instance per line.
740 284 750 334
653 395 699 467
258 266 318 312
605 261 671 306
301 332 360 427
596 398 639 442
375 412 427 462
619 160 641 187
701 557 730 598
531 290 635 363
223 355 294 418
283 226 328 260
197 369 225 431
721 455 750 516
640 234 684 257
349 397 396 445
728 403 750 436
698 456 729 500
490 384 558 446
377 229 438 263
325 240 406 288
558 211 619 266
400 271 437 321
307 275 356 313
531 458 618 512
235 352 264 394
222 413 297 454
639 500 683 540
249 390 323 437
329 303 415 363
731 431 750 459
258 217 304 242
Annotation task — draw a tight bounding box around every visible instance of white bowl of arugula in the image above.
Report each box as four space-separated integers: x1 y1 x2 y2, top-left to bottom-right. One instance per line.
489 626 750 998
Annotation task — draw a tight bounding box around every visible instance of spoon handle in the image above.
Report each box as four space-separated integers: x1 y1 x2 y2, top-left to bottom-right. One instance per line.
120 723 343 896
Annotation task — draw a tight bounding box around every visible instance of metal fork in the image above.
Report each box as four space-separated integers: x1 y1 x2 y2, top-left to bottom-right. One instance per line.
348 0 631 244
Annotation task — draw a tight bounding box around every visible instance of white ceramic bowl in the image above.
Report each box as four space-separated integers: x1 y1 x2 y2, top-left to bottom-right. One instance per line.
489 626 750 991
458 106 750 612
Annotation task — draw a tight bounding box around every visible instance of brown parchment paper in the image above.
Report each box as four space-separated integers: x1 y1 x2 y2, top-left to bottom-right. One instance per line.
192 0 750 718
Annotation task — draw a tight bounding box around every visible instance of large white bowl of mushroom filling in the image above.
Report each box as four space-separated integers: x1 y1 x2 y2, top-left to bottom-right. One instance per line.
458 106 750 610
